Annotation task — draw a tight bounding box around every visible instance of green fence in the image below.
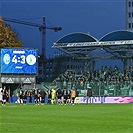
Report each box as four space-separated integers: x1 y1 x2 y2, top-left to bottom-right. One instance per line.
42 80 133 96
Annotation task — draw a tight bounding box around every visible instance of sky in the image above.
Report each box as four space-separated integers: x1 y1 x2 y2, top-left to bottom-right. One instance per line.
0 0 126 68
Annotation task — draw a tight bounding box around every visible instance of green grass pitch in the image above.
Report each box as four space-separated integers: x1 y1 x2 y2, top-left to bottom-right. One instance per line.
0 103 132 133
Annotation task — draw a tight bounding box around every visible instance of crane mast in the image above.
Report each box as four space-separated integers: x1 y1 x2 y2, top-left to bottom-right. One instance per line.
42 17 46 58
2 17 62 58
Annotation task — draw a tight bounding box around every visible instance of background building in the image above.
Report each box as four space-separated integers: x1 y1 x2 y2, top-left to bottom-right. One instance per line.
37 55 86 83
126 0 133 31
126 0 133 67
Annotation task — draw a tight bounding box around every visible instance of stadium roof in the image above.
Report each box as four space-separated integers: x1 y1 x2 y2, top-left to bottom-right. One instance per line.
53 30 133 60
56 32 97 44
100 30 133 41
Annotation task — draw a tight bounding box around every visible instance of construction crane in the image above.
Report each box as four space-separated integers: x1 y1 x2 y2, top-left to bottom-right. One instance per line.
2 17 62 58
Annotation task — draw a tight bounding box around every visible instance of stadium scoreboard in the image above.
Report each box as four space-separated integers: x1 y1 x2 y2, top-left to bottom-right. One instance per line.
0 48 37 75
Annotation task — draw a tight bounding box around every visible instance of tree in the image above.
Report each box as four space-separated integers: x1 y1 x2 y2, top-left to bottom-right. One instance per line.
0 17 23 47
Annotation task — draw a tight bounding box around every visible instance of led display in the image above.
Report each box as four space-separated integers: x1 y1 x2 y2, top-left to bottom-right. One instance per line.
1 48 37 74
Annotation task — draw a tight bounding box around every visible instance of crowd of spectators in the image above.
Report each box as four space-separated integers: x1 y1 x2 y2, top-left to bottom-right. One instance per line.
55 65 133 84
53 65 132 96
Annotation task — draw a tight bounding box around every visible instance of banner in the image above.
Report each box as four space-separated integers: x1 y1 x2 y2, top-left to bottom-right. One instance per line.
78 96 133 104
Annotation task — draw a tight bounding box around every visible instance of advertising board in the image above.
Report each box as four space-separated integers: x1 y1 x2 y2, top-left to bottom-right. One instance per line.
78 96 133 104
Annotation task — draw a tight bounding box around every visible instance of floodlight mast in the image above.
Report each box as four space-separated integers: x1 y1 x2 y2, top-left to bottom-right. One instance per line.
2 16 62 58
